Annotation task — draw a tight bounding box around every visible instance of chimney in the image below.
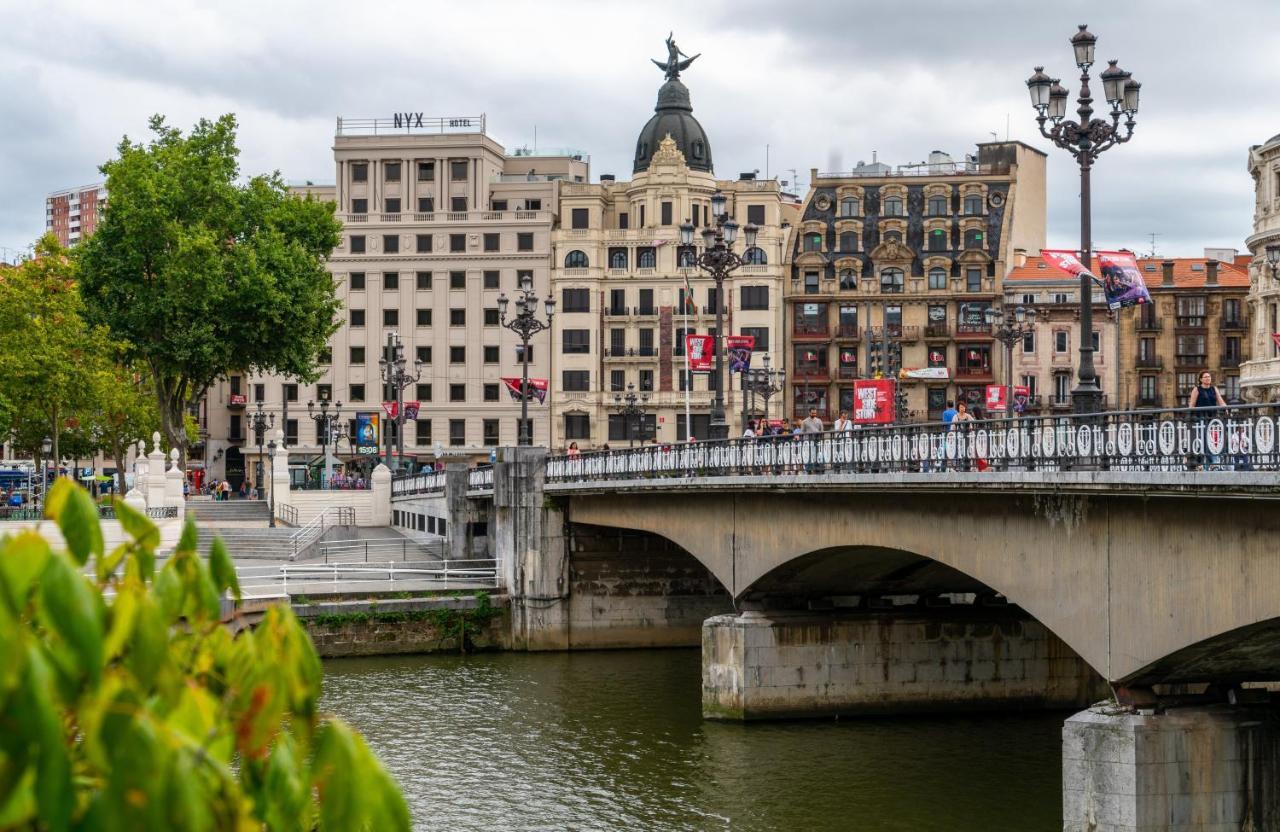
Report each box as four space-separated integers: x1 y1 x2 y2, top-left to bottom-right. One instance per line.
1205 259 1219 286
1161 260 1176 287
1014 248 1027 268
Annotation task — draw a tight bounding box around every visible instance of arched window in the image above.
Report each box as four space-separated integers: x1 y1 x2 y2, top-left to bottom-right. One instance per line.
880 268 904 294
838 231 858 252
692 141 705 160
744 247 767 265
882 196 904 217
927 196 949 216
928 267 948 290
883 230 903 244
964 228 985 250
804 233 823 252
840 197 860 217
638 248 656 268
839 269 858 290
610 250 628 270
564 250 589 268
928 228 948 252
678 247 697 268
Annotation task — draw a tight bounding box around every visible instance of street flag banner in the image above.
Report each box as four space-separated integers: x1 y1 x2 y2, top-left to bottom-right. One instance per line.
853 379 895 424
403 401 421 421
899 367 950 380
1013 385 1031 413
381 401 398 419
682 273 697 312
1041 248 1152 309
686 334 714 371
985 385 1008 413
1272 333 1280 352
501 377 549 404
355 412 380 454
726 335 755 373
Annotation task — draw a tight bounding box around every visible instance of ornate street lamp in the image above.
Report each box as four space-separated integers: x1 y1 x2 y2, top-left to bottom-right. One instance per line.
265 437 277 528
378 332 422 471
743 353 785 430
1027 24 1140 414
613 382 650 447
40 435 52 508
975 304 1038 417
498 273 555 446
307 397 343 489
1266 244 1280 278
680 198 759 439
248 401 275 498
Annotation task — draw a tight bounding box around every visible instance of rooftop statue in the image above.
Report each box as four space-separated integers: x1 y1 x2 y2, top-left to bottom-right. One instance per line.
651 32 700 81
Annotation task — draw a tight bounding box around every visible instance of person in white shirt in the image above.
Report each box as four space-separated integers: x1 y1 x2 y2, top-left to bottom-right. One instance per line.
832 410 854 432
742 420 757 438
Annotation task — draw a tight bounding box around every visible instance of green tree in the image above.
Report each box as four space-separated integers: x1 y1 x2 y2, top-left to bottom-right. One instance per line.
78 114 343 465
0 479 409 829
84 360 161 496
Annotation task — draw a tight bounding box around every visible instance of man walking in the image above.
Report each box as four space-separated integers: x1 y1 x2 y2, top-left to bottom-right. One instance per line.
801 407 824 473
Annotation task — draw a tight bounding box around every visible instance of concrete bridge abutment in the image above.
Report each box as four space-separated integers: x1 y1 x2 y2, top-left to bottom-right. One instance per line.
702 606 1108 721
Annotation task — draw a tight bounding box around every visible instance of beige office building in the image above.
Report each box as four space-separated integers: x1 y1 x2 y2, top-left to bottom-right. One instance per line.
202 115 587 488
549 65 796 448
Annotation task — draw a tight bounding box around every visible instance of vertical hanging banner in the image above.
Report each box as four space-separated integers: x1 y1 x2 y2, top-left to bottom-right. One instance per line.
355 412 381 454
1012 385 1031 413
381 401 398 419
685 334 715 371
501 377 549 403
985 385 1008 413
726 335 756 373
853 379 895 424
1041 248 1152 309
403 401 421 420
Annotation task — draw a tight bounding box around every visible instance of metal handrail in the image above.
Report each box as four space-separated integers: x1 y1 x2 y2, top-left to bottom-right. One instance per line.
468 466 494 490
288 505 356 560
278 503 299 526
391 470 446 496
233 558 501 597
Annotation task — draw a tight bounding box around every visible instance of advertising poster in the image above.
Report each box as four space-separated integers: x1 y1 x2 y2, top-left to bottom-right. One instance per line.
685 334 715 371
1012 385 1031 413
899 367 950 380
853 379 895 424
403 401 421 421
726 335 756 373
355 412 380 455
985 385 1008 413
1041 248 1152 309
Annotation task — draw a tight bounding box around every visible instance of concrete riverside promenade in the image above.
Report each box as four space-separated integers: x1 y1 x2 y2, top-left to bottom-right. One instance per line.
391 415 1280 831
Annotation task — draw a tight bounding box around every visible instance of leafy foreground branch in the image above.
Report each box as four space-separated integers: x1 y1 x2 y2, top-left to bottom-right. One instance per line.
0 479 409 831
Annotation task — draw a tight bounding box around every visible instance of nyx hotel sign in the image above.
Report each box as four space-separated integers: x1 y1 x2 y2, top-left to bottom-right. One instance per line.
394 112 424 129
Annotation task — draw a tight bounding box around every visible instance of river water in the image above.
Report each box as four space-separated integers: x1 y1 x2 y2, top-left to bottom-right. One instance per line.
321 650 1064 832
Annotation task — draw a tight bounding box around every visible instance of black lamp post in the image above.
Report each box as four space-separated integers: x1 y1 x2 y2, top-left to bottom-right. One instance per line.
1027 24 1140 414
307 397 343 488
976 304 1038 416
681 192 759 440
378 332 422 471
498 273 555 446
265 437 277 528
613 382 650 447
743 354 785 430
40 435 52 507
248 401 275 497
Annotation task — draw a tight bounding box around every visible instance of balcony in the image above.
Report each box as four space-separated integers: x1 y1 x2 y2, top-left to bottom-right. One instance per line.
793 322 830 339
1175 353 1208 368
1135 355 1162 369
635 306 657 317
835 324 861 340
702 305 725 315
604 306 630 318
1136 318 1162 332
793 367 830 381
1050 396 1072 410
1137 395 1162 408
636 346 656 357
1222 354 1243 369
836 366 859 380
867 325 920 342
1175 316 1207 331
956 322 993 338
340 209 553 224
1221 317 1247 331
924 323 951 339
955 366 994 380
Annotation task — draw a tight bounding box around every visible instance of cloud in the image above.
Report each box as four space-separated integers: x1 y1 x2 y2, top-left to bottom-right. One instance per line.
0 0 1275 259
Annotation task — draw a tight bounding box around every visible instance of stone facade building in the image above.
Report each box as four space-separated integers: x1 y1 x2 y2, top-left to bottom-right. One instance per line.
548 57 796 448
786 143 1046 421
201 116 587 489
1242 131 1280 401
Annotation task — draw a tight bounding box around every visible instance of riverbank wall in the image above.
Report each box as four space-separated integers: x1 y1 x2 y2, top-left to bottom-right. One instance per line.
295 594 509 657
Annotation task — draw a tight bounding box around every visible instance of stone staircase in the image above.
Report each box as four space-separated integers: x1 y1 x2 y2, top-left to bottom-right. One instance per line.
186 500 273 525
189 526 301 560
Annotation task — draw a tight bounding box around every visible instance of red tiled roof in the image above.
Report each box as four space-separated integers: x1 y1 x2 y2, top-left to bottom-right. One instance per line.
1007 254 1249 288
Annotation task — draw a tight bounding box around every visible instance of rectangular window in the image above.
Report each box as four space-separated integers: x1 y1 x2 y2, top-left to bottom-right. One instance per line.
966 268 982 292
517 233 534 252
639 369 654 392
383 271 399 290
254 383 265 402
450 234 466 253
350 346 365 364
1054 331 1069 353
349 271 366 290
416 271 432 290
450 160 469 181
285 419 298 446
450 309 465 326
384 197 401 214
450 271 466 290
450 384 466 402
804 271 820 295
483 345 499 363
415 383 432 401
416 234 432 253
1022 330 1035 352
282 383 297 402
563 329 590 354
526 199 541 211
351 198 368 214
491 200 507 211
450 346 465 363
610 370 625 392
351 162 368 182
350 309 365 327
964 195 984 215
418 196 434 213
350 235 366 254
609 288 626 315
674 327 691 356
229 414 242 441
483 270 499 289
1054 374 1071 404
451 197 467 212
928 270 947 290
417 161 434 182
349 384 365 402
618 212 629 229
318 347 331 365
1139 376 1157 404
384 162 401 182
660 201 673 225
564 413 590 440
563 370 590 391
483 233 499 252
482 419 499 445
638 288 654 315
741 326 769 351
515 344 534 363
383 309 398 326
483 308 499 326
416 347 431 364
610 328 626 355
449 419 465 446
638 328 655 357
747 204 765 225
483 384 499 402
562 288 590 313
741 286 769 310
383 234 399 254
415 419 431 445
416 309 432 326
571 208 589 229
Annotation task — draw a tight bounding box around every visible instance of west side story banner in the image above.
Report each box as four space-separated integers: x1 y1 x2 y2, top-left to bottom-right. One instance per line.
1041 249 1152 309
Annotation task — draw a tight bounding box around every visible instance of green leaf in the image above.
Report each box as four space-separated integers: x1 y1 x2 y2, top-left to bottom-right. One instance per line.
208 537 240 603
0 531 50 614
38 554 105 684
176 518 198 554
42 477 75 522
153 563 183 622
56 484 103 567
21 646 72 832
97 542 129 585
126 593 166 689
313 720 360 831
113 496 159 551
104 582 139 661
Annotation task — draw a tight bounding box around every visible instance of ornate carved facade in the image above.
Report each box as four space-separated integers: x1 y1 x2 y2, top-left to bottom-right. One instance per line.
1242 132 1280 401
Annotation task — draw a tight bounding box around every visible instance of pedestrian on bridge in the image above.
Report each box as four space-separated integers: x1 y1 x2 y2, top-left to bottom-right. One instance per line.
1191 371 1228 469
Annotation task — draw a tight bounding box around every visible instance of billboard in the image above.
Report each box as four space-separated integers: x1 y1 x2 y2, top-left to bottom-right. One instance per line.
1041 249 1152 309
853 379 895 424
685 334 715 371
355 412 380 455
726 335 755 373
985 385 1008 413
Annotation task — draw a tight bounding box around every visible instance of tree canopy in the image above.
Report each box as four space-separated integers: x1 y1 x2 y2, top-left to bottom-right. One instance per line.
0 480 409 829
77 114 342 462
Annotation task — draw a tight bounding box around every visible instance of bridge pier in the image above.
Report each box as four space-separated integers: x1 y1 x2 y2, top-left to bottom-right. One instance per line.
1063 704 1280 831
702 607 1107 721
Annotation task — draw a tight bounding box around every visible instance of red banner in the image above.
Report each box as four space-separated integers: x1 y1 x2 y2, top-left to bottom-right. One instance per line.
403 401 421 420
853 379 895 424
501 377 548 403
985 385 1008 413
229 393 246 406
685 334 715 371
1272 333 1280 352
381 401 398 418
1041 248 1152 309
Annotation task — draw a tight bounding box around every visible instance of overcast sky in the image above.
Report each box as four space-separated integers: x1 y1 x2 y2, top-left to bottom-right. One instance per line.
2 0 1275 262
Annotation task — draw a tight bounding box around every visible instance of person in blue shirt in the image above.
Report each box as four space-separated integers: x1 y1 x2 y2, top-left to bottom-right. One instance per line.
941 400 958 424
